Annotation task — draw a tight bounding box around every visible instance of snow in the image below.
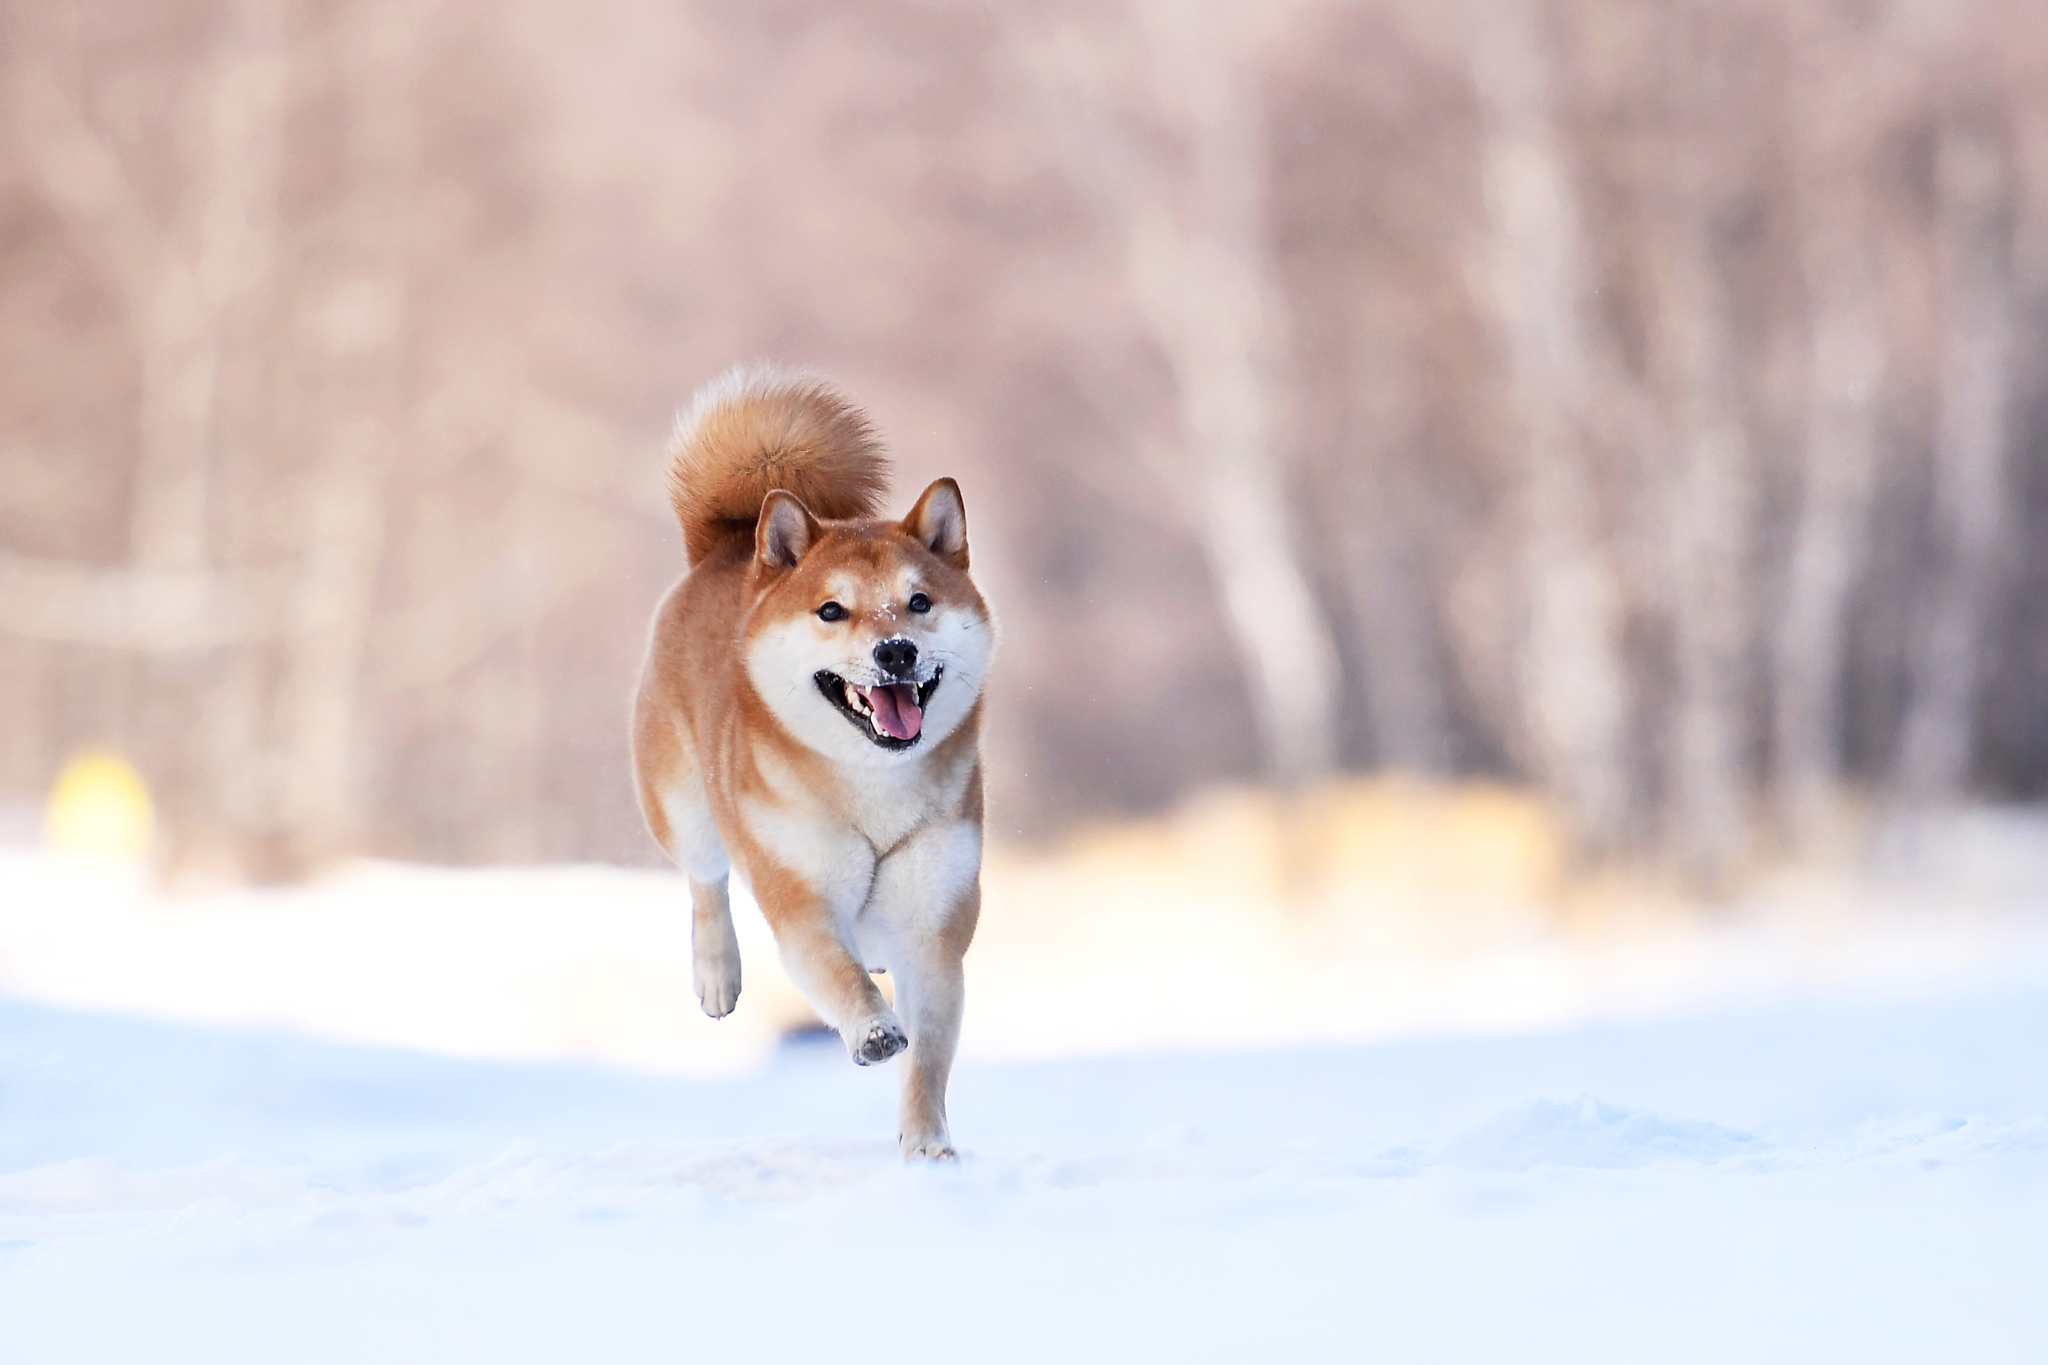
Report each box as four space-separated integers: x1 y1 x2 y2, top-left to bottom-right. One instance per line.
6 824 2048 1074
3 847 2048 1361
4 984 2047 1362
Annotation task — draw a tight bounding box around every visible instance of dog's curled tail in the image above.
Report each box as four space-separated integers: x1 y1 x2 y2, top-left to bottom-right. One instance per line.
666 364 890 565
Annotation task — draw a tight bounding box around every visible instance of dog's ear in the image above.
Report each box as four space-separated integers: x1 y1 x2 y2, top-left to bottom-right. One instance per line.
903 478 968 568
757 490 818 569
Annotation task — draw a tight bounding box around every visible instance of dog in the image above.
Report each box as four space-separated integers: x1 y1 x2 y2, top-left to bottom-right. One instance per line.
632 365 993 1161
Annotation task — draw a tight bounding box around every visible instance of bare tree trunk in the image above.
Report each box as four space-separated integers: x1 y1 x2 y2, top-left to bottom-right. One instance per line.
1330 473 1445 771
1308 325 1445 772
1656 212 1753 885
1470 1 1633 854
268 9 414 873
201 0 292 872
1011 0 1342 788
1897 112 2014 805
1129 4 1339 786
1773 139 1884 849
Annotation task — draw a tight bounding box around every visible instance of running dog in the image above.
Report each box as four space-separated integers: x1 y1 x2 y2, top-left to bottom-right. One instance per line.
632 365 992 1160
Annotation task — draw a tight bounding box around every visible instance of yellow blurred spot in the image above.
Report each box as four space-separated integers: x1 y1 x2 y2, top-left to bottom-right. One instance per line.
44 750 155 860
1024 776 1567 908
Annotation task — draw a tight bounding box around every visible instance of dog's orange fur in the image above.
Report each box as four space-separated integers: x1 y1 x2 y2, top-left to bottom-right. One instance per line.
633 366 992 1160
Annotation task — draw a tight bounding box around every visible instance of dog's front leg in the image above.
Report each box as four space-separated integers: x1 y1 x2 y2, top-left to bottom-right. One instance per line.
749 860 906 1066
780 909 907 1065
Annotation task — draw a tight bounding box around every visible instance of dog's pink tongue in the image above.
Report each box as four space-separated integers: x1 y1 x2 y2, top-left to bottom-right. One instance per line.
862 682 923 740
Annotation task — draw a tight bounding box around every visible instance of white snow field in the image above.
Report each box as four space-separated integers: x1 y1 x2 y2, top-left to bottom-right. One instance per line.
2 843 2047 1362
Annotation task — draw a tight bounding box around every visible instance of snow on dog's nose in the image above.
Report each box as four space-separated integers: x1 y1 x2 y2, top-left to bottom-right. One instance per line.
872 636 919 679
858 639 924 739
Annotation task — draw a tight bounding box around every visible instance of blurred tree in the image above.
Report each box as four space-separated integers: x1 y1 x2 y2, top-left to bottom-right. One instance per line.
1771 0 1896 850
1898 100 2016 806
1646 5 1767 885
0 0 2046 884
1469 0 1633 855
1012 0 1343 789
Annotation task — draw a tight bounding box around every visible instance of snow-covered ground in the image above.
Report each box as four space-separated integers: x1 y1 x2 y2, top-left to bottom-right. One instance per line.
4 978 2047 1362
3 839 2048 1361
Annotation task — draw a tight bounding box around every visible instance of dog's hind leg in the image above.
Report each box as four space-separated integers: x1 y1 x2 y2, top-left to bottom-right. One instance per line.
637 731 740 1019
670 791 739 1019
686 872 741 1019
890 934 968 1159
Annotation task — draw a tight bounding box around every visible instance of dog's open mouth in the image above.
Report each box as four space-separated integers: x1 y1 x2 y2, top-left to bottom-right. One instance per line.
815 667 943 749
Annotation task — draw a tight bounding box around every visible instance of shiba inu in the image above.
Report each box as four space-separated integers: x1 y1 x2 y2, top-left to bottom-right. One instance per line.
632 365 993 1160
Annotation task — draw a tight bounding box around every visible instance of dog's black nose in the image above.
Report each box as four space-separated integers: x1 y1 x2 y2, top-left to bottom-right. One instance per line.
873 637 919 678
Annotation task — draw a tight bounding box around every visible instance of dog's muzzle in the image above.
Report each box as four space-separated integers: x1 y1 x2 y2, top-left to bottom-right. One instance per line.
815 666 943 749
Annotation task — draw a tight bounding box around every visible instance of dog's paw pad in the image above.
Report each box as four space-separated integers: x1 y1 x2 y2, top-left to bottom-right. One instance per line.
850 1017 908 1065
901 1136 958 1162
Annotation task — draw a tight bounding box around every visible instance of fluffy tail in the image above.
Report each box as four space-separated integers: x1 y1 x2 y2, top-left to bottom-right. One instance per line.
666 364 890 564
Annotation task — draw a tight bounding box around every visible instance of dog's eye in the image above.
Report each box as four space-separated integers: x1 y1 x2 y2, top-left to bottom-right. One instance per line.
907 592 932 614
817 601 847 622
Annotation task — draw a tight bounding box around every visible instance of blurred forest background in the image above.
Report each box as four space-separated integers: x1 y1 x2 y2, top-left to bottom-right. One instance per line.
4 0 2048 888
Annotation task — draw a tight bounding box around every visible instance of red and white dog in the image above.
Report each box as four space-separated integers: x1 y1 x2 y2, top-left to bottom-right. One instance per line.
632 365 992 1160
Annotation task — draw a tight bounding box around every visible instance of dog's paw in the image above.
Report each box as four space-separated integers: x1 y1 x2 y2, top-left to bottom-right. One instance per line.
693 951 741 1019
900 1132 958 1162
845 1014 908 1066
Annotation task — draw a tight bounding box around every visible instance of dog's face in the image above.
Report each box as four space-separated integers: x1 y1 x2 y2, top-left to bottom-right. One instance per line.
742 479 992 765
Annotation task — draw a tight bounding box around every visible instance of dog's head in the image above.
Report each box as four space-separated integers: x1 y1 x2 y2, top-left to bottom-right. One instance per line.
742 478 992 763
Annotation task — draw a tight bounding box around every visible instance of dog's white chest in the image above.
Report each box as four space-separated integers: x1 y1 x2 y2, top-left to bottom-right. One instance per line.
846 752 969 853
